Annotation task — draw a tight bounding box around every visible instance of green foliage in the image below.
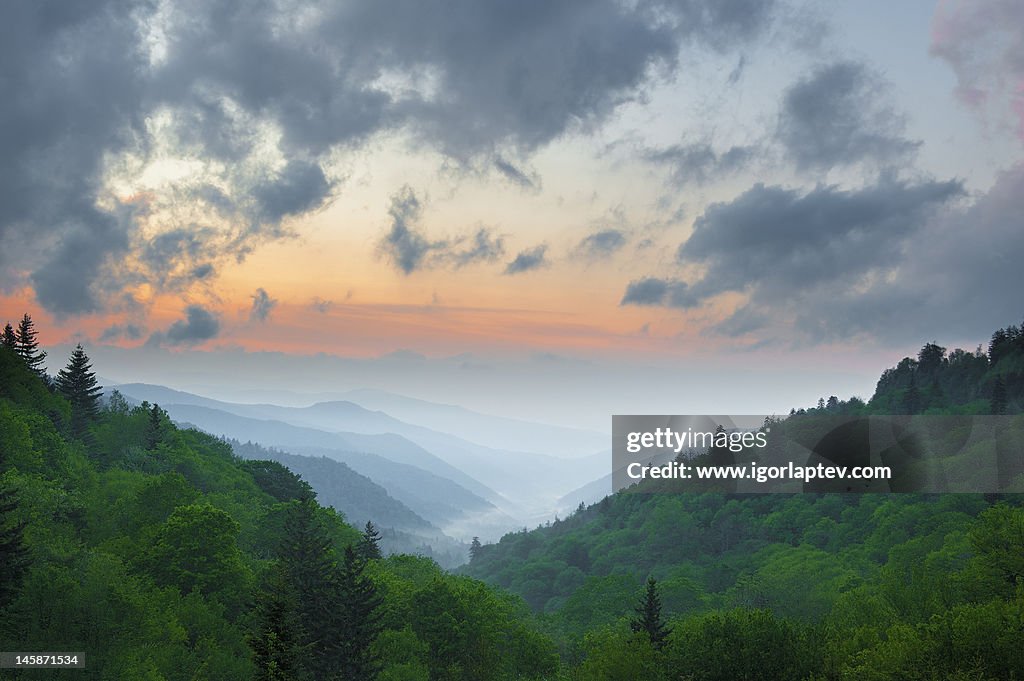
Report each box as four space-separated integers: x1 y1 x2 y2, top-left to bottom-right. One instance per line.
666 609 821 681
1 322 16 350
55 344 103 439
15 313 47 377
7 313 1024 679
239 458 312 502
630 577 670 650
249 563 311 681
142 503 253 610
0 482 30 609
360 520 384 561
0 317 558 680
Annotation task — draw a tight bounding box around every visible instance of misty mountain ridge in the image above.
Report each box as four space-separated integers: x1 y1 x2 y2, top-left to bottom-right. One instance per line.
112 382 608 516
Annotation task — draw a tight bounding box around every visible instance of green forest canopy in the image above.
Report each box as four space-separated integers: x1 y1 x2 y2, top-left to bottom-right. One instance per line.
1 315 1023 679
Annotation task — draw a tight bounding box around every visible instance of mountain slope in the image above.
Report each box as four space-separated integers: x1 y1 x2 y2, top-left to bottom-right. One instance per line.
110 388 503 504
114 383 607 513
230 440 469 567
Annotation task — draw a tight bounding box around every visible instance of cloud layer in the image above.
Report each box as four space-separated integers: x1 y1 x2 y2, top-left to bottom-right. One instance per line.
0 0 779 317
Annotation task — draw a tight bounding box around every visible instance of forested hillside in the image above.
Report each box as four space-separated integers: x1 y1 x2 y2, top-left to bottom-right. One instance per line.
463 323 1024 679
4 314 1024 679
231 439 470 568
0 318 557 680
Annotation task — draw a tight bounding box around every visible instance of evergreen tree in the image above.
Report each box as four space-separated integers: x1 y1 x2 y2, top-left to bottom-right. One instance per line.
917 342 947 374
0 485 30 609
14 313 47 377
55 344 103 439
1 323 16 351
249 564 311 681
991 376 1007 416
146 403 166 450
278 493 348 679
337 544 383 680
469 536 482 562
631 577 671 650
358 521 383 561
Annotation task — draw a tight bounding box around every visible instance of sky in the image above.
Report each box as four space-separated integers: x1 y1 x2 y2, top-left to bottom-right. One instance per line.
1 0 1022 429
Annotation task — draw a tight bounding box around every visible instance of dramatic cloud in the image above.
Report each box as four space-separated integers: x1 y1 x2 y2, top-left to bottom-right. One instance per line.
379 187 505 274
504 245 549 275
621 176 984 342
575 230 628 260
149 305 221 346
931 0 1024 139
0 0 779 317
255 161 333 224
787 163 1024 343
777 61 920 170
138 227 219 291
645 142 755 186
676 178 963 301
250 288 278 323
620 277 699 308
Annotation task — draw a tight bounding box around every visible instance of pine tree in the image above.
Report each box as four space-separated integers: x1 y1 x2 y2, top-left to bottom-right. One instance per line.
337 544 383 680
56 344 103 439
14 313 47 377
249 564 311 681
0 485 30 609
147 403 166 450
1 323 16 351
469 536 482 562
358 521 383 561
631 577 671 650
278 493 348 679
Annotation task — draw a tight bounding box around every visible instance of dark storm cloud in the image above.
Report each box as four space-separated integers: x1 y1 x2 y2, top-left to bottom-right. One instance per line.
620 277 699 308
575 229 628 259
379 187 506 274
1 0 780 316
255 161 333 223
623 175 991 344
139 227 219 290
333 0 774 157
2 2 145 315
645 142 755 186
676 179 963 302
777 61 920 171
250 288 278 323
29 206 133 315
504 245 549 275
786 164 1024 343
149 305 221 347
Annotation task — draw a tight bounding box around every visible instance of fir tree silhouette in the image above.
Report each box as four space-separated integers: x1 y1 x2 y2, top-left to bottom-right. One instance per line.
631 577 671 650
